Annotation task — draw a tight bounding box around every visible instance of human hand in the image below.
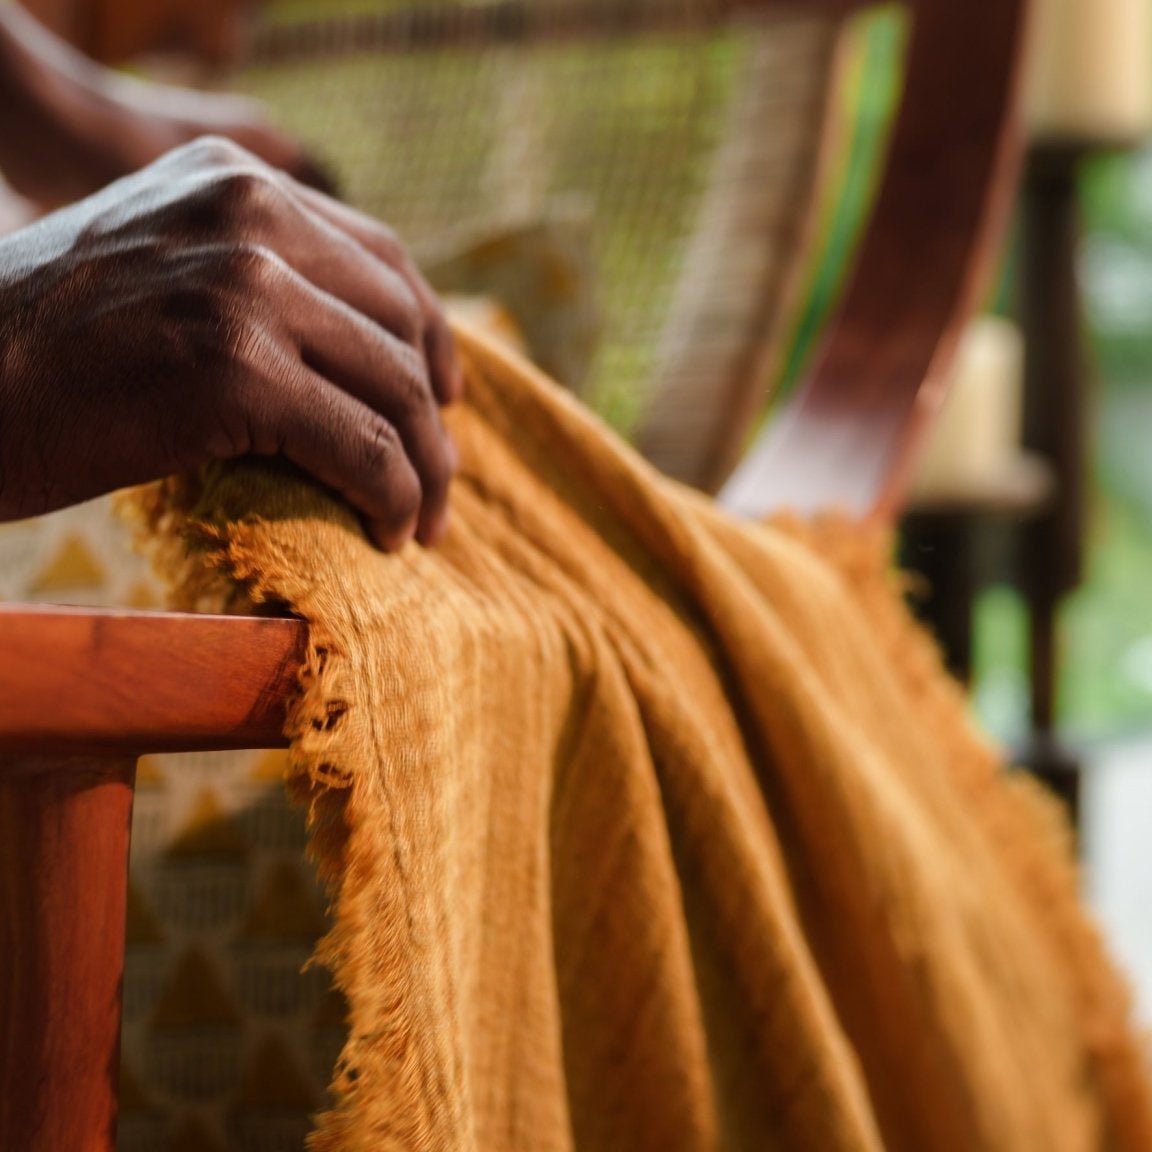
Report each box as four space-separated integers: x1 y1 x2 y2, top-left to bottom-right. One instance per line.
0 137 461 549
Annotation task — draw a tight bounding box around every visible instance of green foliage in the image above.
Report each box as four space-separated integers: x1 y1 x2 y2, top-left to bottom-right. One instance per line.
1080 151 1152 388
973 492 1152 743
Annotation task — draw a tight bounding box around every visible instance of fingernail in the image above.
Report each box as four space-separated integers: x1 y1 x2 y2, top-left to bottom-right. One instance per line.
418 507 450 548
398 518 418 549
368 515 416 552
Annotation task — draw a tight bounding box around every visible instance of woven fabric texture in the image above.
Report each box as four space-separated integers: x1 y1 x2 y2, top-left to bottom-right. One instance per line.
137 321 1152 1152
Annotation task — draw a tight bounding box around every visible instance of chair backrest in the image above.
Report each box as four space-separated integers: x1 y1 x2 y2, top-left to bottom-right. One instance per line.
0 2 1030 1148
230 0 851 492
721 0 1028 522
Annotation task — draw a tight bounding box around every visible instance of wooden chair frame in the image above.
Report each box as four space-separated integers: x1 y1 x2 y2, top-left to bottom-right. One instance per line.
0 1 1029 1146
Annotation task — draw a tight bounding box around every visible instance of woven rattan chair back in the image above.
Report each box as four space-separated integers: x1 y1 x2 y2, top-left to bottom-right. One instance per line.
228 1 847 492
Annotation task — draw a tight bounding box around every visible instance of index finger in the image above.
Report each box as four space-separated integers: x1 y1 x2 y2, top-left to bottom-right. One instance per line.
293 183 464 406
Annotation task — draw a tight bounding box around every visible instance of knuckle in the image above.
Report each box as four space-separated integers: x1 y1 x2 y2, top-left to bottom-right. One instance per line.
362 419 419 514
185 135 251 169
197 165 283 234
388 343 434 409
217 241 287 291
221 166 279 214
167 244 282 321
384 275 422 341
361 415 402 471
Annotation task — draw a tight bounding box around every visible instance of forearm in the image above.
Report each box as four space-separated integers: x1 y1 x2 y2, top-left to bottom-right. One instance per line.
0 4 154 204
0 3 78 118
0 4 329 204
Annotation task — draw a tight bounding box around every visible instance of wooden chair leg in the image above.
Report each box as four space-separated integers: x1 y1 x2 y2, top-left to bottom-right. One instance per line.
0 755 137 1152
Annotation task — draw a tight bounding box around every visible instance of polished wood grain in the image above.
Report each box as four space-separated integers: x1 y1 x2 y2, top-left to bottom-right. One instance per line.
0 605 307 755
0 607 306 1150
721 0 1030 522
0 755 135 1152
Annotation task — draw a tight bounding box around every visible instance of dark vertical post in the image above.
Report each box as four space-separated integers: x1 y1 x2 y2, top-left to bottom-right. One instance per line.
902 512 978 685
1017 143 1087 826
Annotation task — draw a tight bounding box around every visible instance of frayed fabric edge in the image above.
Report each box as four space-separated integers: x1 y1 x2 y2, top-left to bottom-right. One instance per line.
121 476 407 1151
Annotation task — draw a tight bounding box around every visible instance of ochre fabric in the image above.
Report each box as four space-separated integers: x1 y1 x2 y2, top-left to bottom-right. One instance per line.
139 321 1152 1152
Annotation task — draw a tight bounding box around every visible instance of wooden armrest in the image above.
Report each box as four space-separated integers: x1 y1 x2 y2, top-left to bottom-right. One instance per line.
0 605 307 1149
721 0 1030 521
0 606 306 1151
0 605 306 758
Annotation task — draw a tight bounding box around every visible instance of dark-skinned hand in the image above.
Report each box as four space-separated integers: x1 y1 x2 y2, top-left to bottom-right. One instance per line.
0 137 461 549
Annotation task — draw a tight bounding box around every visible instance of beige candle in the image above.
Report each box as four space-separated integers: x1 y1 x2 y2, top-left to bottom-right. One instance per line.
911 316 1024 498
1028 0 1152 143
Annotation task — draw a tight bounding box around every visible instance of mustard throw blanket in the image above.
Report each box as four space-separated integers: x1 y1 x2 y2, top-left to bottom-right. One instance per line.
139 322 1152 1152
